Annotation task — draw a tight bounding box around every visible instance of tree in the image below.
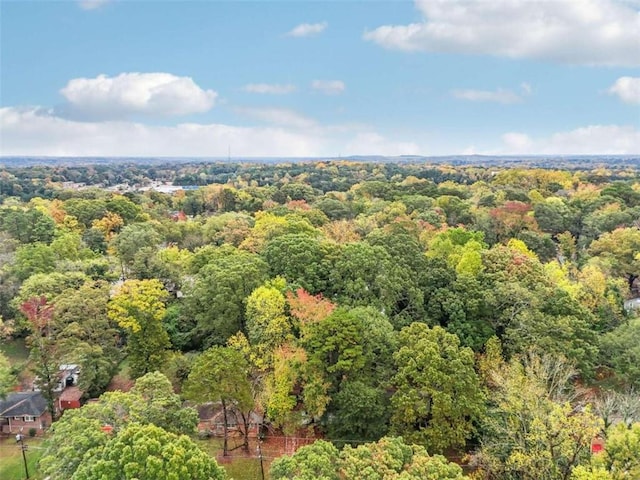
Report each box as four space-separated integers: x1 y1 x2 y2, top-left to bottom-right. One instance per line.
108 279 171 378
476 353 603 480
111 223 162 278
62 198 107 228
245 278 293 369
72 423 226 480
40 372 199 479
183 347 253 455
54 280 120 397
340 436 466 480
390 323 485 453
270 437 467 480
185 246 268 348
588 227 640 291
596 422 640 479
0 352 14 399
262 233 333 293
600 318 640 387
326 380 390 443
328 242 421 324
534 197 578 236
21 296 59 422
12 242 57 280
0 206 56 244
269 439 340 480
129 371 199 435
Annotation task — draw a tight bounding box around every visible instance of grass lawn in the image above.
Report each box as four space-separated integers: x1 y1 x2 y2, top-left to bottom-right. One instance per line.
197 438 273 480
0 338 32 389
0 437 44 480
0 338 29 366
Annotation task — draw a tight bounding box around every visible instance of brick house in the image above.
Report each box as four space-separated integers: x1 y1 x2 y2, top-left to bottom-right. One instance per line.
0 391 51 434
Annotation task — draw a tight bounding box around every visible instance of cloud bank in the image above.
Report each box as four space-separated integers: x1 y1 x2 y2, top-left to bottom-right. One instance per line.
364 0 640 66
500 125 640 154
59 73 217 120
0 107 421 157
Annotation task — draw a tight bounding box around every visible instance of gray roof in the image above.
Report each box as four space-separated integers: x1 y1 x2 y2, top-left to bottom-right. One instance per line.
0 392 48 417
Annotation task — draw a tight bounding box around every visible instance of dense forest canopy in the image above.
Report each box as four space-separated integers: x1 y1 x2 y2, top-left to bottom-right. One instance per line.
1 159 639 479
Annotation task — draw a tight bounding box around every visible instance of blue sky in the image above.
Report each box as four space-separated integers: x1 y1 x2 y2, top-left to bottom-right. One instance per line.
1 0 639 157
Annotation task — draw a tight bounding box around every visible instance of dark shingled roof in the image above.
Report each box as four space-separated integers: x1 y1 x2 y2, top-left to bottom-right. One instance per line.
0 392 48 417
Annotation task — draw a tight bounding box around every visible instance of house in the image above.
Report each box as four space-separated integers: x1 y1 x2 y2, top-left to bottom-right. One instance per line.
0 392 51 434
196 402 262 438
59 386 83 410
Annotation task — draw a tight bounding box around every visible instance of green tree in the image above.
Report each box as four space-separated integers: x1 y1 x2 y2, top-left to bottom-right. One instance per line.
13 242 57 280
129 371 199 435
54 280 120 397
72 423 226 480
390 323 485 453
0 352 14 399
0 206 56 243
262 233 333 293
589 227 640 291
340 436 466 480
534 197 578 236
269 439 340 480
108 279 171 378
600 318 640 386
111 223 162 278
62 198 107 228
183 347 254 455
40 372 199 478
185 246 268 347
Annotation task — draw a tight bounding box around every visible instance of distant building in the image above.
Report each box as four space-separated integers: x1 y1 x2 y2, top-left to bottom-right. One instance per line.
0 391 51 434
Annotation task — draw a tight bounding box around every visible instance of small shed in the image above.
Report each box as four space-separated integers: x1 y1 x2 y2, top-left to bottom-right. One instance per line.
59 386 83 410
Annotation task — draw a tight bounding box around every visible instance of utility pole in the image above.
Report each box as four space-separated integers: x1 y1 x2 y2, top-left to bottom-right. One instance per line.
257 438 265 480
16 433 30 479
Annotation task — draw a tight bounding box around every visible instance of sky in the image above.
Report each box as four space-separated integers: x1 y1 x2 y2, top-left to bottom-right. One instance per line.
1 0 639 157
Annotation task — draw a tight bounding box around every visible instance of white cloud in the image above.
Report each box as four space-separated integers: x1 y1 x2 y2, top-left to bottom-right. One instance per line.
242 83 297 95
608 76 640 104
311 80 346 95
59 73 217 120
286 22 327 37
452 88 523 104
364 0 640 66
234 107 317 129
499 125 640 154
78 0 110 10
0 107 321 157
0 107 424 157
